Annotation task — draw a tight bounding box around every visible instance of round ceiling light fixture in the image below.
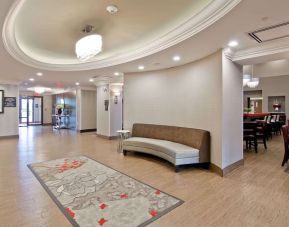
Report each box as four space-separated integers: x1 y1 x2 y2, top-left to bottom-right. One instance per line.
75 25 102 61
138 65 145 70
106 5 119 14
173 55 181 61
228 40 238 47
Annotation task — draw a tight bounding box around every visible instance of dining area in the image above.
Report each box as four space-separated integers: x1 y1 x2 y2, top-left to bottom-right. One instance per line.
243 113 285 153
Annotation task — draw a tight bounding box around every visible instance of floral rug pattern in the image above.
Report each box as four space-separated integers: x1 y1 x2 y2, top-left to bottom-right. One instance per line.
28 156 183 227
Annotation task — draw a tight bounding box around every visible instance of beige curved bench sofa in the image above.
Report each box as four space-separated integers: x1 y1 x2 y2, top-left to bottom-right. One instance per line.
123 123 210 172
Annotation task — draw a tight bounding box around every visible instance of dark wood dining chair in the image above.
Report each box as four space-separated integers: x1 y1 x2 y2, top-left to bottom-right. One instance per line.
256 121 267 150
243 122 258 153
281 125 289 166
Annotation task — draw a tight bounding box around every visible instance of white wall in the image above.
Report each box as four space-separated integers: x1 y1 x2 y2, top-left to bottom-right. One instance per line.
244 75 289 118
109 89 123 137
97 85 109 136
96 85 123 137
222 53 243 169
80 90 96 130
43 95 52 124
124 50 243 169
124 51 223 167
0 84 19 137
76 89 97 131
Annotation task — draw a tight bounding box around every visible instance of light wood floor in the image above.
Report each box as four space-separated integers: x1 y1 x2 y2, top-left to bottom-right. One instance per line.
0 126 289 227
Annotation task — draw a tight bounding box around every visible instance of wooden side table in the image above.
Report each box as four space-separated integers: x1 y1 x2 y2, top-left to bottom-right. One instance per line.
116 130 130 153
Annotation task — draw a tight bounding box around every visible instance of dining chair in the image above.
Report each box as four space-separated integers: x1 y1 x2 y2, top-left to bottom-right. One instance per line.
281 125 289 166
256 121 267 150
243 122 258 153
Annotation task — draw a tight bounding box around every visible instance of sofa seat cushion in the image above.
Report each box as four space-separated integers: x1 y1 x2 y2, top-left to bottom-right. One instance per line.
123 137 199 159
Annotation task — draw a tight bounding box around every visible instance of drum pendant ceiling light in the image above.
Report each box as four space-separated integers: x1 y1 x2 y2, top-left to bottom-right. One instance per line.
245 65 259 88
75 25 102 61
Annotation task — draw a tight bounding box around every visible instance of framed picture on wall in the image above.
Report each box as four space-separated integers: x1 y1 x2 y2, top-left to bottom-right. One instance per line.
4 97 16 107
0 90 4 113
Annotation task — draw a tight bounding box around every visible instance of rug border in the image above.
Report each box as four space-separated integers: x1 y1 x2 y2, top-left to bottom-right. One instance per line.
27 155 184 227
27 163 80 227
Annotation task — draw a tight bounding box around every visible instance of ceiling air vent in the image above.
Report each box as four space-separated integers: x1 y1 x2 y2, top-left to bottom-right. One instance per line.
248 21 289 43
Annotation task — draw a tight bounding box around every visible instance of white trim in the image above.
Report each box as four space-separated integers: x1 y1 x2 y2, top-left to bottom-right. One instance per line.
2 0 241 71
232 37 289 63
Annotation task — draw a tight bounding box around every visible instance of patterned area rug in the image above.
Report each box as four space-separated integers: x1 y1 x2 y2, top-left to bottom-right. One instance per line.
28 156 183 227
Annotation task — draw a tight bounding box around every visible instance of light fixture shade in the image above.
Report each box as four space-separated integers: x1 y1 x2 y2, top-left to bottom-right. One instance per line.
247 78 259 88
243 74 251 86
75 34 102 61
33 87 51 94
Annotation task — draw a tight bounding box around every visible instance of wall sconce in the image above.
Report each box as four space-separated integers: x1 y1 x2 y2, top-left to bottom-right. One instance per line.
114 92 121 104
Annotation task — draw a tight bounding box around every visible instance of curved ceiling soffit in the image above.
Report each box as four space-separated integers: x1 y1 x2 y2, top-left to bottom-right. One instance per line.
2 0 242 71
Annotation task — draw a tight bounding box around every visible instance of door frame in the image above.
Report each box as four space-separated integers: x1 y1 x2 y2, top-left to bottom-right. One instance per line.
19 96 43 126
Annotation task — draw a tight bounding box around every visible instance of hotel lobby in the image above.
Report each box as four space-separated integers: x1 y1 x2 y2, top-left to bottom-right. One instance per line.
1 0 289 226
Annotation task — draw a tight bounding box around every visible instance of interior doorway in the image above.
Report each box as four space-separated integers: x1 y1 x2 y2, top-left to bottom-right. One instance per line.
19 96 43 127
250 98 263 113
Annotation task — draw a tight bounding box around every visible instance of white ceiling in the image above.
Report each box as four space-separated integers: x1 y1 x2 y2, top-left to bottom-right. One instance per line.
14 0 211 64
0 0 289 91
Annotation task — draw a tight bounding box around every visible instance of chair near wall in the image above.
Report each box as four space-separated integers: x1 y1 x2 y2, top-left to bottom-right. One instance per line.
281 125 289 166
243 122 258 153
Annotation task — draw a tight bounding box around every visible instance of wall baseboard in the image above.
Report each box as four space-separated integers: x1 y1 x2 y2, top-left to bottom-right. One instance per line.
79 129 97 133
43 123 52 126
96 134 118 140
0 135 19 140
222 159 244 176
210 163 223 176
210 159 244 177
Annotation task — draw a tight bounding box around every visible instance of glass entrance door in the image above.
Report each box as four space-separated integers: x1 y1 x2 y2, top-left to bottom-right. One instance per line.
19 97 28 127
19 96 43 126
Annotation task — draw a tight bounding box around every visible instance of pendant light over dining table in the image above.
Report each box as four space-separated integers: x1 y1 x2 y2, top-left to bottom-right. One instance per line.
243 65 259 88
75 25 102 61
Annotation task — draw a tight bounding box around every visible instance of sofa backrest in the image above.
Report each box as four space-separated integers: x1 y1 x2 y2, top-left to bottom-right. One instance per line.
132 123 210 163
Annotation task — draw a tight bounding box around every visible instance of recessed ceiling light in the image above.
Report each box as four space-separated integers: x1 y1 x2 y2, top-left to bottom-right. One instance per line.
106 5 119 14
29 78 34 81
89 79 94 82
36 72 43 76
228 40 239 47
114 72 120 76
173 55 181 61
138 65 144 70
75 82 80 86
